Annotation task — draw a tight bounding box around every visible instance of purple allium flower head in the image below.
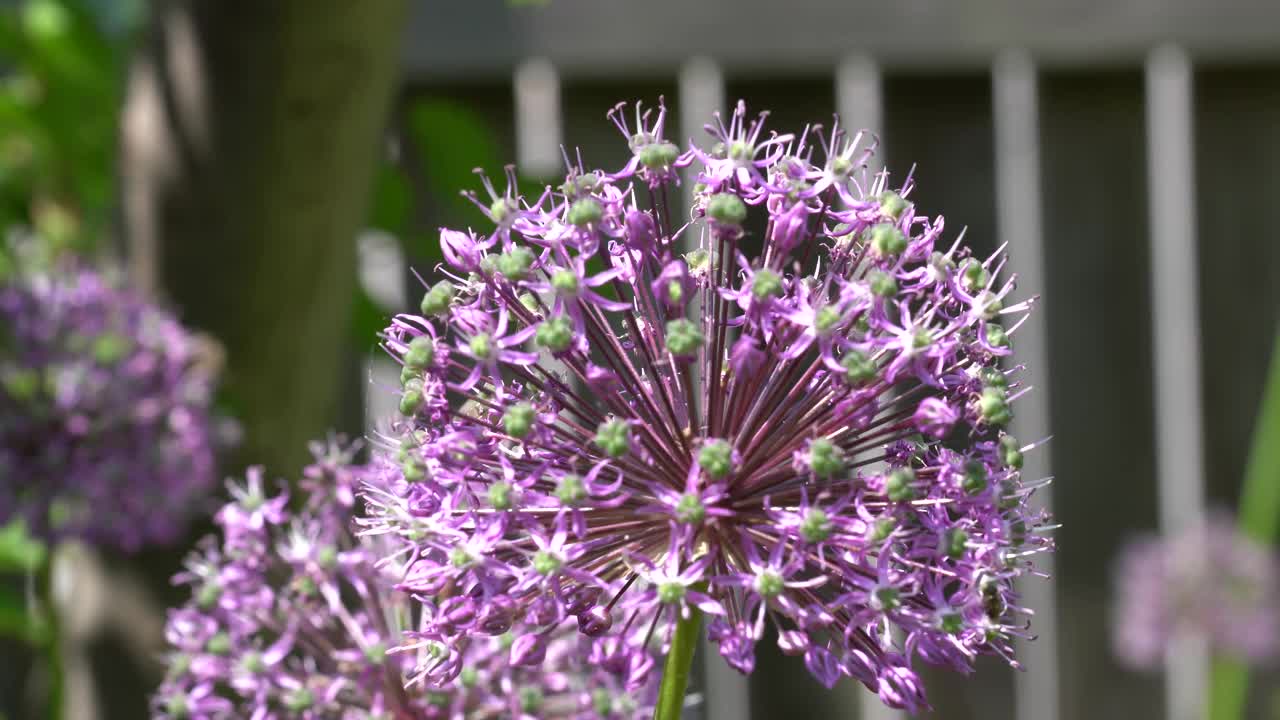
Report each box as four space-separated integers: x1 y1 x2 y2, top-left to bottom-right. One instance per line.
1112 513 1280 670
371 99 1053 711
155 439 659 719
0 244 218 551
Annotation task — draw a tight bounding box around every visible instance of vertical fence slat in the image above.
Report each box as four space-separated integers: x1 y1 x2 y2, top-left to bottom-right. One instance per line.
677 55 753 720
1145 44 1209 720
514 58 563 179
992 49 1061 720
836 54 885 175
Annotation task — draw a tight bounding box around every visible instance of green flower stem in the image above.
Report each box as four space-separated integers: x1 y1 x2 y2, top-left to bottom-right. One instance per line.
1209 328 1280 720
653 605 703 720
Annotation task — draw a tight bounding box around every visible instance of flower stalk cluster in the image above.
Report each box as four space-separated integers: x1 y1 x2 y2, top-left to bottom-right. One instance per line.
0 242 218 550
371 99 1053 711
156 440 657 719
1112 513 1280 670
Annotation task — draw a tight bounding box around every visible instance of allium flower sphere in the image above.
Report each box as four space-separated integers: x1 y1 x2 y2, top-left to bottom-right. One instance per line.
155 440 658 719
1112 514 1280 669
372 100 1052 711
0 244 218 550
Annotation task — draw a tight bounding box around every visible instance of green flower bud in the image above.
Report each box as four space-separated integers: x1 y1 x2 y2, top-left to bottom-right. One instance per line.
237 651 264 674
666 280 684 305
657 581 686 604
940 612 964 634
799 507 832 543
363 643 387 664
284 688 314 712
885 467 916 502
420 281 455 316
879 191 908 219
551 269 580 296
206 632 231 656
316 545 338 570
999 435 1024 469
706 193 747 226
868 223 907 257
979 387 1011 426
728 141 753 162
684 248 711 274
985 323 1010 348
520 687 544 713
556 474 587 506
841 351 877 385
962 460 987 494
468 333 493 360
567 198 603 226
593 689 614 715
874 586 900 611
962 259 989 292
639 141 680 169
489 197 514 224
460 667 480 688
675 492 705 525
488 481 515 510
868 269 898 298
91 333 130 365
533 549 562 575
496 246 535 281
665 318 702 357
753 570 784 598
196 581 221 610
869 517 896 543
980 366 1007 388
594 419 631 458
449 546 474 568
519 292 540 313
751 269 783 300
399 379 423 416
399 364 420 388
807 437 846 479
503 402 536 439
403 336 435 370
815 306 843 333
912 328 933 350
165 695 190 718
942 528 969 558
697 439 734 478
535 315 574 353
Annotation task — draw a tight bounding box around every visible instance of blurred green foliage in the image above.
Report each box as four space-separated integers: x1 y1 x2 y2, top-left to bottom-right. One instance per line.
0 0 138 253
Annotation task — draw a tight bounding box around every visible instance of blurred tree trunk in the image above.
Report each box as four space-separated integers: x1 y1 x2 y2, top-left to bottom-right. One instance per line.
121 0 408 475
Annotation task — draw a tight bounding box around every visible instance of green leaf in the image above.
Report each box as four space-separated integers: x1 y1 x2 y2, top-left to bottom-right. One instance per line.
1209 329 1280 720
0 518 46 573
0 582 46 644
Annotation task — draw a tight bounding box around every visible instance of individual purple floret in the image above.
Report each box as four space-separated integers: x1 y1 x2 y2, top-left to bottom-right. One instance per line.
370 99 1053 712
0 244 218 551
154 439 659 720
1112 513 1280 670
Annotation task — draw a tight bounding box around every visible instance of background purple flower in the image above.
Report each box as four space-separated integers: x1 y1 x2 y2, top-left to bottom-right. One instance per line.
367 99 1054 712
1112 513 1280 669
155 439 658 719
0 241 219 551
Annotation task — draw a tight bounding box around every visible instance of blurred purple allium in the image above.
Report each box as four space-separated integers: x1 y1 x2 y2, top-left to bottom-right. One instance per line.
0 245 219 551
368 99 1053 712
1112 513 1280 669
155 440 659 720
